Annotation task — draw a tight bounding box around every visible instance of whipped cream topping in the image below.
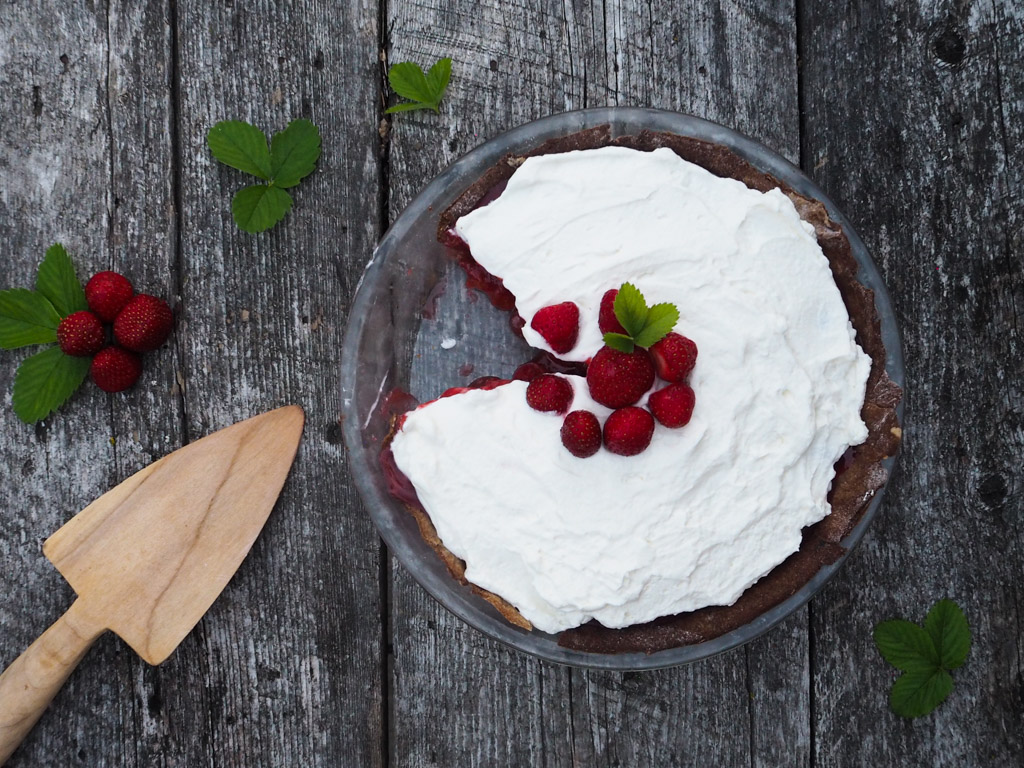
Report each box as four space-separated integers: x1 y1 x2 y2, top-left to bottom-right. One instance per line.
392 146 871 634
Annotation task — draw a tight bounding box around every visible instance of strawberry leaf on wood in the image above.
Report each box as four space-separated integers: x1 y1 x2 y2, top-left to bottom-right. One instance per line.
12 346 90 423
270 119 321 188
0 288 61 349
36 243 88 317
231 185 293 234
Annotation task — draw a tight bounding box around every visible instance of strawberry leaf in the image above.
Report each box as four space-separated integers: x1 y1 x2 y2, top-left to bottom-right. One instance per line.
873 620 941 673
36 243 87 317
270 119 321 188
890 668 954 718
635 303 679 348
613 282 648 338
231 185 293 234
207 121 273 180
924 599 971 670
387 58 452 113
603 332 635 354
425 58 452 102
12 346 90 423
388 61 435 104
0 288 61 349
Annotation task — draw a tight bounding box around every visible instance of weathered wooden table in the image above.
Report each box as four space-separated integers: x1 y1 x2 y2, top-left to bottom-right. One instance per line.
1 1 1021 765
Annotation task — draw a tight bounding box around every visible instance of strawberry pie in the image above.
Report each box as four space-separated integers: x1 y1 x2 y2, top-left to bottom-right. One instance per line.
383 127 901 653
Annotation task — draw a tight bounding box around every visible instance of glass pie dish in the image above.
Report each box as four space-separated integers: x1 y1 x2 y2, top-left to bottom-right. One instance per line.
339 108 905 670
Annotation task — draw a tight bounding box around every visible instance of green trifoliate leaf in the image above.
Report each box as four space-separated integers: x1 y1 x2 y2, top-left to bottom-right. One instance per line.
924 599 971 670
270 119 321 188
231 184 293 234
634 302 680 348
208 121 273 180
12 346 90 423
613 282 648 338
36 243 87 317
386 58 452 113
873 619 941 673
602 332 635 354
889 668 954 718
0 288 61 349
388 61 436 104
425 57 452 102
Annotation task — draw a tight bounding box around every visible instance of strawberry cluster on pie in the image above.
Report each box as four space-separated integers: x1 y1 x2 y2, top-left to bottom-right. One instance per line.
382 127 902 653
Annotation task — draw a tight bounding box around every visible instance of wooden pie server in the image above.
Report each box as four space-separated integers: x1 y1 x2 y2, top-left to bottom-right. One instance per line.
0 405 305 765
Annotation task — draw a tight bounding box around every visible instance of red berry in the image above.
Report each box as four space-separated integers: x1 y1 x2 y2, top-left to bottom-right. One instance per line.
648 384 696 428
90 346 142 392
603 407 655 456
649 332 698 383
585 346 655 409
525 374 574 414
113 294 173 352
598 289 626 334
56 311 105 357
530 301 579 354
85 271 134 323
512 361 546 382
560 410 602 458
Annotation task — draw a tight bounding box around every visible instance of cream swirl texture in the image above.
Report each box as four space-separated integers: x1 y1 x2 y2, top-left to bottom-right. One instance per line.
391 146 870 633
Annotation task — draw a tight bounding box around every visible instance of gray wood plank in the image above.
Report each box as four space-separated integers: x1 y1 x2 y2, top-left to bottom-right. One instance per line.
800 0 1023 764
386 1 808 766
172 1 384 766
0 3 177 766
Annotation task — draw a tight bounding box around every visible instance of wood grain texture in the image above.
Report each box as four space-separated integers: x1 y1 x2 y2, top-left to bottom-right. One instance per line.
800 0 1023 765
0 600 106 764
0 3 170 766
171 1 384 766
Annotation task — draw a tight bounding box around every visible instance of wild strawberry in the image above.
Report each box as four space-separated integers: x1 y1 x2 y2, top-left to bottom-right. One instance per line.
530 301 579 354
603 407 655 456
113 294 173 352
85 271 134 322
90 346 142 392
649 332 698 383
525 374 573 414
648 384 696 428
512 361 546 382
598 289 626 334
585 346 655 409
560 410 602 458
56 311 105 357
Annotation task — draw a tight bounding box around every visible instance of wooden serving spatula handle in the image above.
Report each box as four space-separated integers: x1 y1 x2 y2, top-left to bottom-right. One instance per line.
0 599 106 765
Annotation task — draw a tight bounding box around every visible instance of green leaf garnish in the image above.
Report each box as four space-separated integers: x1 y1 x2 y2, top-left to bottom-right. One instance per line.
36 243 88 317
890 668 954 719
269 119 321 188
873 620 941 673
385 58 452 114
231 185 294 234
605 282 680 352
873 599 971 718
924 599 971 670
208 119 321 233
602 332 635 354
0 288 61 349
614 283 648 338
12 346 90 423
207 120 273 180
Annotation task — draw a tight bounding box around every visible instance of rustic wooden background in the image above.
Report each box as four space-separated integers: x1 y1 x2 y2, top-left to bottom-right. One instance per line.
1 0 1021 765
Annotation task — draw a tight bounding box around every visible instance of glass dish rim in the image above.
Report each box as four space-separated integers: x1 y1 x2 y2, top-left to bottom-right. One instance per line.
340 107 905 671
